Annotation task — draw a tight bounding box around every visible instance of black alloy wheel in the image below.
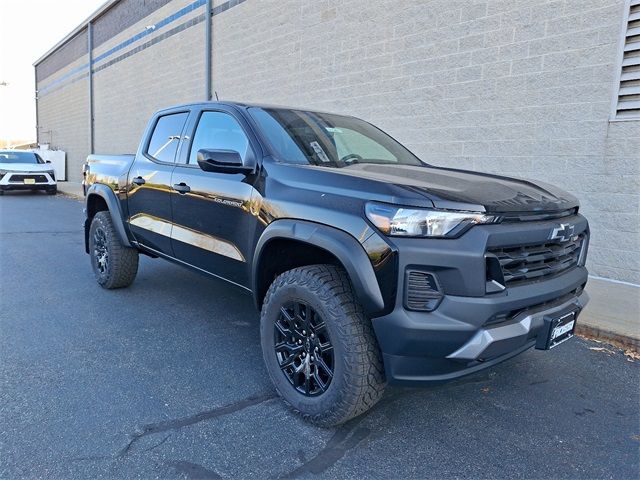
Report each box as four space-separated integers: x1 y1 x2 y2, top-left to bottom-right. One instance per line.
93 227 109 274
274 301 334 396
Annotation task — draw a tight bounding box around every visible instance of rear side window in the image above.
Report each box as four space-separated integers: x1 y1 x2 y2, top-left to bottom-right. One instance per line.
188 111 250 165
146 112 189 163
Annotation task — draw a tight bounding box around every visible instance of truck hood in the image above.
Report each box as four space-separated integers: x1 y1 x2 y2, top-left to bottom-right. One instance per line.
301 163 579 213
0 163 53 173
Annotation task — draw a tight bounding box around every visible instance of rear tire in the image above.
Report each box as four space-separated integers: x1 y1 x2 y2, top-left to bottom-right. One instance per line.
89 211 138 289
260 264 386 427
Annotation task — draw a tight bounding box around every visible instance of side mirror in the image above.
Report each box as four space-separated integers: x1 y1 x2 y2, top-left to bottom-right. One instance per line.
196 149 252 174
45 160 51 164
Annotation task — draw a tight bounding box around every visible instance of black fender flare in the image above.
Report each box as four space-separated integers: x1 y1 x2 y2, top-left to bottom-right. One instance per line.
252 219 385 315
84 184 132 252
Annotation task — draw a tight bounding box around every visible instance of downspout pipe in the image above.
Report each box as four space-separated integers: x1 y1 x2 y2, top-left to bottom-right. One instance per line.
34 68 39 146
88 22 95 154
205 0 212 101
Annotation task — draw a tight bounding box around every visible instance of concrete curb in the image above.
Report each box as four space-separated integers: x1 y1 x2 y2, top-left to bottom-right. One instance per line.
576 325 639 353
56 182 84 200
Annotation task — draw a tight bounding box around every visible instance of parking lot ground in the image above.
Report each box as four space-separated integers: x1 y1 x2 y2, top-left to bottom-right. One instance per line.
1 192 639 479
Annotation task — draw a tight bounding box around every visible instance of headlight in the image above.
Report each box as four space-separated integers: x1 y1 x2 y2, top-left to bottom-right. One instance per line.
365 202 500 238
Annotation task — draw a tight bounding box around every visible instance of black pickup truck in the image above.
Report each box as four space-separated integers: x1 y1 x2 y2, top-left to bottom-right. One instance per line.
83 101 590 426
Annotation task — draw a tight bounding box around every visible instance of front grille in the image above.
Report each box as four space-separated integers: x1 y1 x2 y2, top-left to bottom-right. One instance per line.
9 174 48 183
488 234 585 287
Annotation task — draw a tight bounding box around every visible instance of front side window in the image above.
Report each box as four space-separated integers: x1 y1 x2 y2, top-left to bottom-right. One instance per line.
249 107 425 168
146 112 189 163
188 111 250 165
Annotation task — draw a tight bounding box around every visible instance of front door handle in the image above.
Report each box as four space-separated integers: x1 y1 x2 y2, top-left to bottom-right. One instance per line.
132 176 145 185
173 182 191 194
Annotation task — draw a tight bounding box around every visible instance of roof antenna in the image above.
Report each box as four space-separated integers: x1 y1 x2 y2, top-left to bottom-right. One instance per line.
214 91 219 101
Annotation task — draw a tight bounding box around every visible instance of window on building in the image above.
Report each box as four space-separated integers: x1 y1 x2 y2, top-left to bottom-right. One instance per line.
146 112 189 163
613 0 640 119
188 111 250 165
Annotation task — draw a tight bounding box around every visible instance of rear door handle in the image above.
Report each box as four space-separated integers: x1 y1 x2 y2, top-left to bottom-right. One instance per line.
132 176 145 185
173 182 191 194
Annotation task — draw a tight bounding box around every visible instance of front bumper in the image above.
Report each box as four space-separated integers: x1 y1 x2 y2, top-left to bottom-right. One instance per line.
0 171 56 190
372 266 589 386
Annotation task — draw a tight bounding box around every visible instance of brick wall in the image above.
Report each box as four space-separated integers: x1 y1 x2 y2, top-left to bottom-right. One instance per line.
35 0 640 283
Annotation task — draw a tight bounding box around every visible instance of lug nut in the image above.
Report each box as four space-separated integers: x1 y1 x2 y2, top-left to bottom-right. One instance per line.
298 340 302 344
310 356 314 361
302 352 306 357
314 347 318 352
310 333 315 338
303 330 306 335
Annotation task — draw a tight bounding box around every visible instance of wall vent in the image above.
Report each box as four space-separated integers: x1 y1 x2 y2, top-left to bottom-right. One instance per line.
613 0 640 119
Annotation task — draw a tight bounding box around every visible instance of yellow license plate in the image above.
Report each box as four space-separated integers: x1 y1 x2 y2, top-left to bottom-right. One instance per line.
23 178 36 184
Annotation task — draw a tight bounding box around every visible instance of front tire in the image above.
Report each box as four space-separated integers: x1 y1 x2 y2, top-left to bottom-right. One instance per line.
46 187 57 195
260 264 386 427
89 211 138 289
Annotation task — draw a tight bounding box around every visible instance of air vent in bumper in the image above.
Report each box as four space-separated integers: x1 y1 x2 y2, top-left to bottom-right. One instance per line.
404 270 443 312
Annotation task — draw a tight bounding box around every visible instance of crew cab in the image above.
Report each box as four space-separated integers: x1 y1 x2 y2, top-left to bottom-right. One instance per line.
83 102 590 426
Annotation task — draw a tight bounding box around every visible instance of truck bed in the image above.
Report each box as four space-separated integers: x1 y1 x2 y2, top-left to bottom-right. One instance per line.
83 154 135 195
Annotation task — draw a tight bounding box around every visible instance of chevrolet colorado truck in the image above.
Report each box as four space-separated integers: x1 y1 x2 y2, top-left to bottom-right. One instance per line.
83 102 590 426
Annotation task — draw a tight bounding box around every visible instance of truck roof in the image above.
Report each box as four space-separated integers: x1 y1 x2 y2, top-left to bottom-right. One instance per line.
156 101 347 117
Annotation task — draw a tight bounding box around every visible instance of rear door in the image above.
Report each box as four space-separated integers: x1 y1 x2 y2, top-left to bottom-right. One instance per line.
169 107 260 287
127 110 189 255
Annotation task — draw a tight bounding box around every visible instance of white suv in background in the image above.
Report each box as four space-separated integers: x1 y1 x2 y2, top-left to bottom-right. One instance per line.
0 151 57 195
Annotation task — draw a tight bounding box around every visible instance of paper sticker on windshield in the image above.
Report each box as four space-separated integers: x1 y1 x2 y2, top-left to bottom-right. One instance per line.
310 141 331 163
325 127 343 134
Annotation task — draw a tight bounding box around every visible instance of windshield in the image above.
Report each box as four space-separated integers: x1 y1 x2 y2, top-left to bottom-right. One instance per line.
249 108 425 168
0 151 43 164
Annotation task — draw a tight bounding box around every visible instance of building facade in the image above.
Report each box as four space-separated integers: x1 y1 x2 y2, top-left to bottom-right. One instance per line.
34 0 639 284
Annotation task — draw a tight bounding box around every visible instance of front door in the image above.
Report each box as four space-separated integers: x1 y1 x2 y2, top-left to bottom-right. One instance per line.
170 109 259 287
127 111 189 255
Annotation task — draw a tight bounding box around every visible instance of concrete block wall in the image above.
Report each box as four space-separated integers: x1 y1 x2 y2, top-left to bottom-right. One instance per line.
36 53 90 181
211 0 639 284
35 0 639 284
93 0 206 154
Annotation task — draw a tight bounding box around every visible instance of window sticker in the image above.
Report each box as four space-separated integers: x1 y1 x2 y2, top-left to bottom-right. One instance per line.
310 141 331 163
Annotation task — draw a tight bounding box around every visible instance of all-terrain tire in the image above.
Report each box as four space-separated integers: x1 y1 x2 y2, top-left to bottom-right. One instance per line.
89 211 138 289
260 264 386 427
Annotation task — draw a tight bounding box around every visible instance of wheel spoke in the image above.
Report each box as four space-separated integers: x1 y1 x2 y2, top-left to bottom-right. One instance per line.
304 371 311 395
312 320 326 334
280 306 295 326
275 341 303 355
279 353 297 370
274 320 291 339
315 355 334 380
318 341 333 355
312 369 328 392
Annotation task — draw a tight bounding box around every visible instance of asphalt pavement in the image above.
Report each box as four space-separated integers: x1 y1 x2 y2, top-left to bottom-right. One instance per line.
1 191 638 479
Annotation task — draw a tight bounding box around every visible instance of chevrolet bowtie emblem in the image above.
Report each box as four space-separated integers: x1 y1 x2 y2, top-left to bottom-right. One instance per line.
550 223 575 242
